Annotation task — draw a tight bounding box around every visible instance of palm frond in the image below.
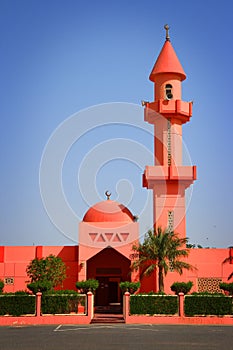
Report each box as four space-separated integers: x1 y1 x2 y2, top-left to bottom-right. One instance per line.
131 226 196 291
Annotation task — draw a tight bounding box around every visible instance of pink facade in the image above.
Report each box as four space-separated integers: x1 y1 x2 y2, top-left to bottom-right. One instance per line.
0 199 139 303
0 245 79 293
0 26 232 300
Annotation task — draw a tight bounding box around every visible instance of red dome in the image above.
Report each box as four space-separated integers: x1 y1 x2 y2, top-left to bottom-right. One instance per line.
83 200 134 223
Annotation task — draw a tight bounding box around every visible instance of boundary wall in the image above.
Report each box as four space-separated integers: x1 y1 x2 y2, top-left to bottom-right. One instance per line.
0 292 93 326
123 292 233 325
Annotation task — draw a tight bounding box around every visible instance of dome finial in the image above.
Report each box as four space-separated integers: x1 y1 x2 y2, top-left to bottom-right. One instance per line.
164 24 170 41
105 190 111 200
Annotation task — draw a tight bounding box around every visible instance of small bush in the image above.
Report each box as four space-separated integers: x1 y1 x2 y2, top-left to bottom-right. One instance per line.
170 281 193 295
76 279 99 293
119 281 140 294
0 279 4 293
219 282 233 295
130 295 178 315
14 290 30 295
27 280 53 294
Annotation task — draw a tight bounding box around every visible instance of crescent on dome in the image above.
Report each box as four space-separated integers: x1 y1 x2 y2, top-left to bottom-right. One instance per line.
105 190 111 200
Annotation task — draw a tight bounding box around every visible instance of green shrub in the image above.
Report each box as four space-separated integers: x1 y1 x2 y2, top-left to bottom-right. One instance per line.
137 291 166 295
41 292 85 314
219 282 233 295
26 255 66 289
0 279 4 293
130 295 178 315
14 290 30 295
46 289 77 295
184 295 232 316
119 281 141 294
191 292 223 296
76 279 99 293
27 280 53 294
170 281 193 295
0 295 35 316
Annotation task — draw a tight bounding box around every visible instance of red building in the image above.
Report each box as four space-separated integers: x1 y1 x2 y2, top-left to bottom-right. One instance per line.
0 26 232 301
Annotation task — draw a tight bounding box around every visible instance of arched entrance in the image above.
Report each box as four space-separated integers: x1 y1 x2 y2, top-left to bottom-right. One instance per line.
87 247 131 307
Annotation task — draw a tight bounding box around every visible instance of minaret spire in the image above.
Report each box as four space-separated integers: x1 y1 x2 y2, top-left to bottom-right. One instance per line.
164 24 170 41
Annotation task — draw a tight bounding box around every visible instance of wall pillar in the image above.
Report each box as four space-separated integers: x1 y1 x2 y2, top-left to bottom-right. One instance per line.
87 291 94 319
123 291 130 322
178 292 184 317
36 292 42 317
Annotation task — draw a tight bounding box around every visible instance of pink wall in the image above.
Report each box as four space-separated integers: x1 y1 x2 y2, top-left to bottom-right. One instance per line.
140 248 233 294
0 244 232 294
0 246 79 292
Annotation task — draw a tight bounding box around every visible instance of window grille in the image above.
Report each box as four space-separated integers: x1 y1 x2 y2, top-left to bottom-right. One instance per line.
198 278 222 293
167 210 174 233
168 210 174 272
4 277 14 285
167 119 171 166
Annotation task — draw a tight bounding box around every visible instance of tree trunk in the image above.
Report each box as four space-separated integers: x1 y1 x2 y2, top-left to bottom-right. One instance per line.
158 266 164 292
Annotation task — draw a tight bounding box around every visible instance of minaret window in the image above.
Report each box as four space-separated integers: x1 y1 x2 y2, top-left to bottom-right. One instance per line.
167 119 171 166
167 210 174 233
168 210 175 271
165 84 173 100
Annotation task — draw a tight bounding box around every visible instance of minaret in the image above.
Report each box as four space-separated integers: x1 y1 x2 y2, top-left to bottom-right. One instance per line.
143 25 196 239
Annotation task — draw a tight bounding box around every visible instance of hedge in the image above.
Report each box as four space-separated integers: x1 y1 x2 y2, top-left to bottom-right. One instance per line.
184 295 233 316
0 295 36 316
130 295 178 315
41 293 86 314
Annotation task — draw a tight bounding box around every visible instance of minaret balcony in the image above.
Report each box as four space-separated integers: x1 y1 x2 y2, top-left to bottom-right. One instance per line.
144 99 192 124
143 165 197 189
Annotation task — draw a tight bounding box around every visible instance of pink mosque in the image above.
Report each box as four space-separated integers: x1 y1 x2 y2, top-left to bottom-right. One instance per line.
0 26 232 305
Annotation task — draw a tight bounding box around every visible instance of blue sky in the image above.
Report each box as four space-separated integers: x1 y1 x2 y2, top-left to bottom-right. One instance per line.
1 0 233 248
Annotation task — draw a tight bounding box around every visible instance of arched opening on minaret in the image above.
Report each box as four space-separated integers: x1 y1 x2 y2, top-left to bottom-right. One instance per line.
165 83 173 100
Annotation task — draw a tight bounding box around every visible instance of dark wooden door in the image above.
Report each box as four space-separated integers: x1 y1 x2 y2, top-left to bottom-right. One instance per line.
95 277 109 306
108 281 118 304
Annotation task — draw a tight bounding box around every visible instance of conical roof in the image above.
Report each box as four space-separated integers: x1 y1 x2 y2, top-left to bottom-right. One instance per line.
149 39 186 82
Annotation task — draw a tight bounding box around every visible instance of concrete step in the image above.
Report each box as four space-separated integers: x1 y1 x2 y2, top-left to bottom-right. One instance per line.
91 314 125 324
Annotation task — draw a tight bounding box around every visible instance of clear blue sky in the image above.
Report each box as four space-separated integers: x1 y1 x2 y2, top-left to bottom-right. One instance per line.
1 0 233 248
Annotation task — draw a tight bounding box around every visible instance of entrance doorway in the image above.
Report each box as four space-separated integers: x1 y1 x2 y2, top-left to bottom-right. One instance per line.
87 247 131 312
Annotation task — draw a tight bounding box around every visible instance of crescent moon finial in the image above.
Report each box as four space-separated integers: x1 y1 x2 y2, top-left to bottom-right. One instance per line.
164 24 170 41
105 190 111 200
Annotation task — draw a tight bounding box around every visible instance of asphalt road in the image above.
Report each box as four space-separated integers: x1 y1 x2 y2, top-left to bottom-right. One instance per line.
0 324 232 350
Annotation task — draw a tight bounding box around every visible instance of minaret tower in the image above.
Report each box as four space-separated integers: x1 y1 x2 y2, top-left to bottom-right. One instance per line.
143 25 196 239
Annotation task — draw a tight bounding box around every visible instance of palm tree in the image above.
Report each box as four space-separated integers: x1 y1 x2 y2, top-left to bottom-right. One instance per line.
222 256 233 280
131 227 196 292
